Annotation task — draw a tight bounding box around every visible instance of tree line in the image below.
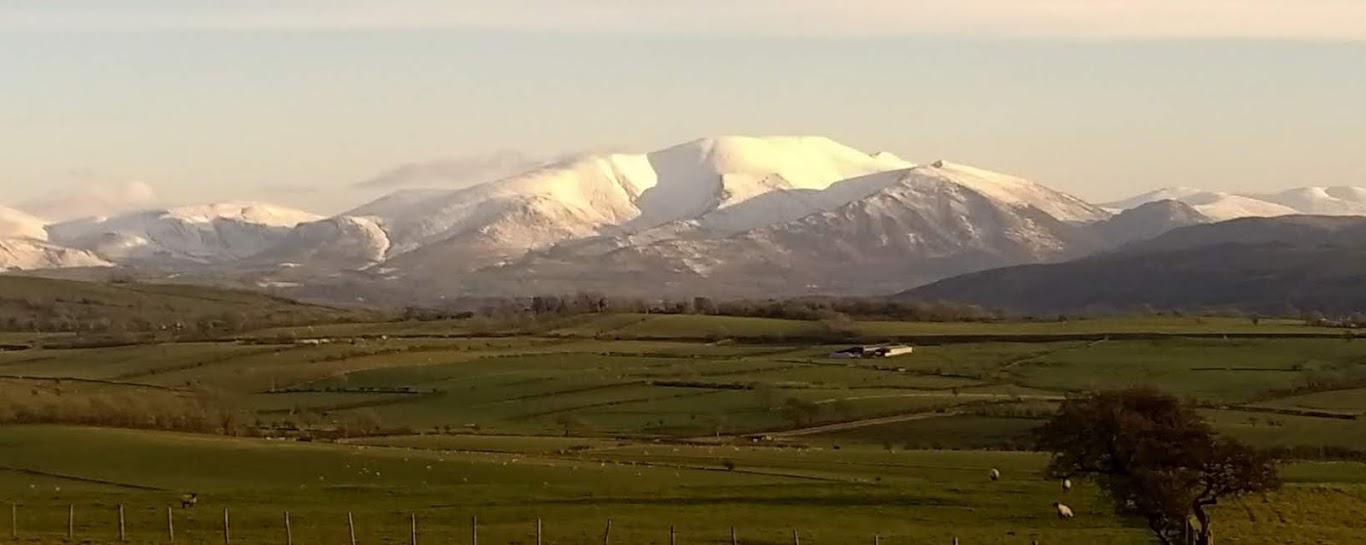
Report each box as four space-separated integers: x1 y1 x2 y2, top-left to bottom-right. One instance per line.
409 294 999 323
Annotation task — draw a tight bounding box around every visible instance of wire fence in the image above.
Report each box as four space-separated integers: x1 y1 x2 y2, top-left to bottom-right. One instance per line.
6 503 900 545
3 502 1209 545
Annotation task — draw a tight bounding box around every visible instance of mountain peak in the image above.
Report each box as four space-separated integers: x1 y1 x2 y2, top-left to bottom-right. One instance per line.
160 201 322 226
1102 187 1207 210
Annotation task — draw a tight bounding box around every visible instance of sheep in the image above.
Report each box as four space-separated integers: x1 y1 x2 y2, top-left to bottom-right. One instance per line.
1062 478 1073 492
179 492 198 509
1053 502 1075 519
989 468 1001 481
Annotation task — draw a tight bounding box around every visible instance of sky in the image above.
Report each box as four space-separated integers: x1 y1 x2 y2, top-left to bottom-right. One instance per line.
2 1 1365 217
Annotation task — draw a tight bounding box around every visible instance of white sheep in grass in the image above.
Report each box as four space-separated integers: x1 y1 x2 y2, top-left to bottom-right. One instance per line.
179 492 198 508
1062 478 1073 492
1053 502 1075 519
989 468 1001 481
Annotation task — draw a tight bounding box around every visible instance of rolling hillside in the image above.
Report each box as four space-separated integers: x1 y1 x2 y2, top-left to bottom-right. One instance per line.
0 275 373 335
902 215 1366 314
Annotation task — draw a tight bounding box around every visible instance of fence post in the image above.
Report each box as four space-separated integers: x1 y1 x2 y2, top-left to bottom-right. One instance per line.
791 529 799 545
602 519 611 545
535 518 542 545
874 535 880 545
284 511 293 545
670 525 676 545
67 505 73 540
223 508 231 545
471 515 478 545
167 507 175 543
118 504 126 542
730 526 737 545
410 513 417 545
348 513 357 545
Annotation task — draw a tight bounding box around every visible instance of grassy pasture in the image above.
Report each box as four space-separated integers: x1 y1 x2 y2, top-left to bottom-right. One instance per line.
1200 410 1366 450
851 316 1334 336
4 318 1366 447
250 313 1348 343
1258 388 1366 415
1 426 1363 545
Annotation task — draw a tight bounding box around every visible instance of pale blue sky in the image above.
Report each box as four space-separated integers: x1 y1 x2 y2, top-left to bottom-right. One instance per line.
3 2 1365 215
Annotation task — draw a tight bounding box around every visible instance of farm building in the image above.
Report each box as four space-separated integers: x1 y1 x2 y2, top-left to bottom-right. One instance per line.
829 344 914 359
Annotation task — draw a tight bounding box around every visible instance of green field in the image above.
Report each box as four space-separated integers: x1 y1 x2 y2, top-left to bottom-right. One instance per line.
2 426 1364 545
3 311 1366 543
7 315 1366 446
248 313 1348 342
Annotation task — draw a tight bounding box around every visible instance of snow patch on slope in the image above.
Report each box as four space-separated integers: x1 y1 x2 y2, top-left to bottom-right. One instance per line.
930 162 1110 223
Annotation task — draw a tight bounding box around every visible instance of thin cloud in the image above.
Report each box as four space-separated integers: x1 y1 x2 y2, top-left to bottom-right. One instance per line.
19 180 160 222
258 183 320 195
3 1 1366 41
356 150 545 190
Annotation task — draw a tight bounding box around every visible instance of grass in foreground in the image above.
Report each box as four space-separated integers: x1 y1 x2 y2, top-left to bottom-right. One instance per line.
1 426 1363 545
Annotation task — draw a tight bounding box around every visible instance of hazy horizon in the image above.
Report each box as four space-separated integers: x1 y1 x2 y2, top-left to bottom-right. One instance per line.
3 1 1365 217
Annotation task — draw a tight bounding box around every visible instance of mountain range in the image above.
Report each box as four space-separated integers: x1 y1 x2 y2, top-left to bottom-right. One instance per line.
4 135 1364 307
1101 186 1366 221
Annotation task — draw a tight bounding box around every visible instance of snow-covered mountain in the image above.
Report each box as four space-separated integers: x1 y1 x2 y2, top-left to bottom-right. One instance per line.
1105 186 1366 221
226 136 1129 299
1102 187 1209 211
1090 200 1213 248
1103 190 1294 221
313 136 916 272
251 215 391 269
0 206 110 270
47 202 321 264
407 162 1110 296
0 238 110 271
0 206 51 240
1253 186 1366 215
